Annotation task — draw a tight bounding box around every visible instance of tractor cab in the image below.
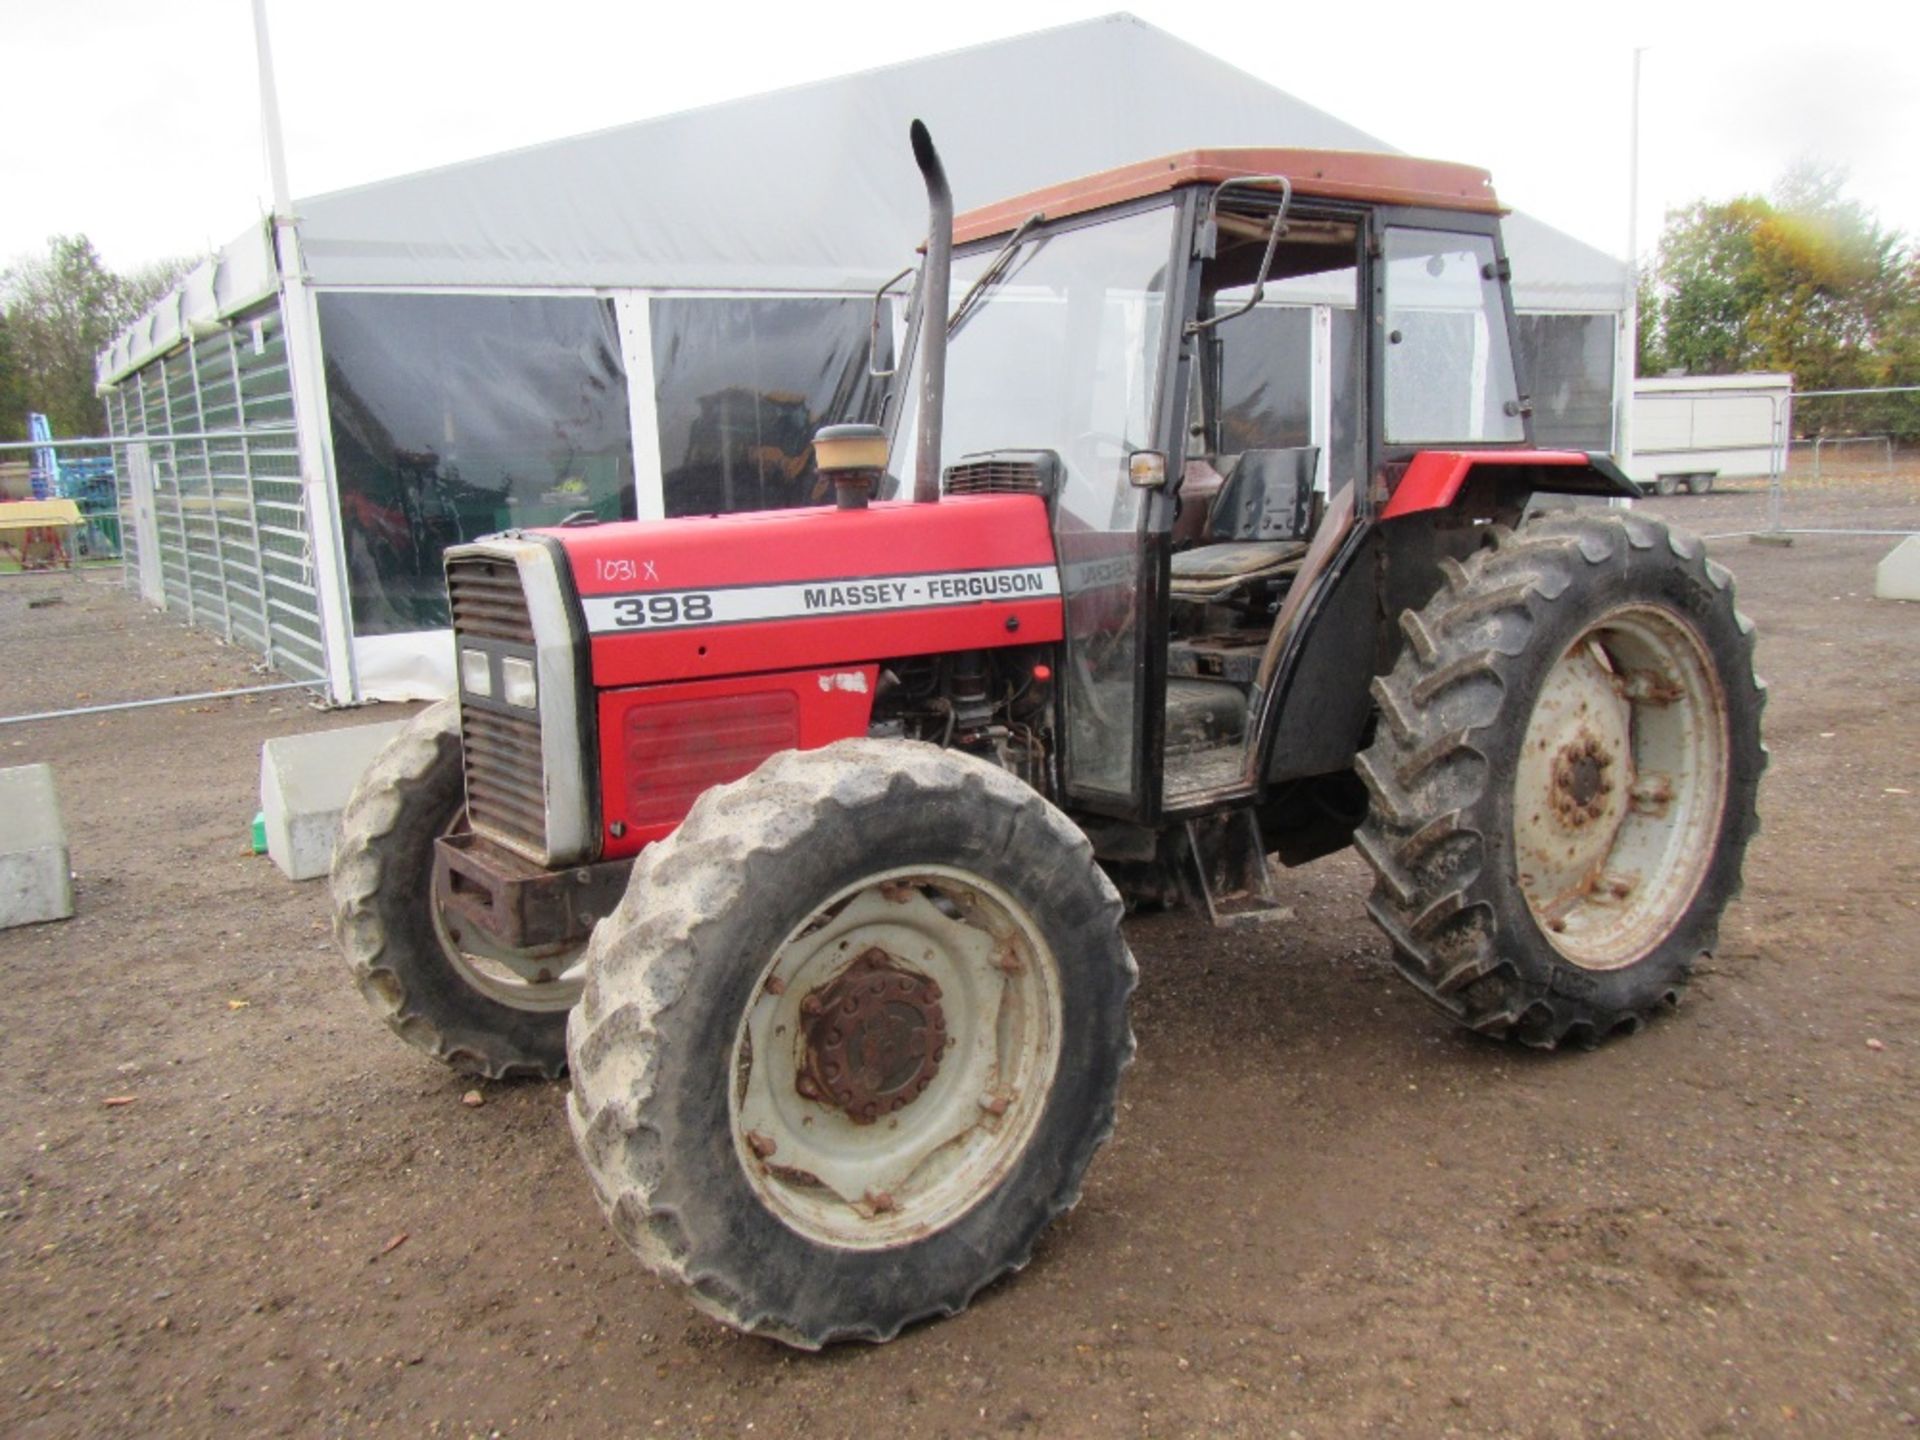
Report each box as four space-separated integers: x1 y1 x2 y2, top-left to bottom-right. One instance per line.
886 149 1559 831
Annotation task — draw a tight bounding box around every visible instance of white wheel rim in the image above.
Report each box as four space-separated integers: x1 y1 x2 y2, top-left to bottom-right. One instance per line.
1513 604 1729 971
729 865 1063 1250
429 810 587 1013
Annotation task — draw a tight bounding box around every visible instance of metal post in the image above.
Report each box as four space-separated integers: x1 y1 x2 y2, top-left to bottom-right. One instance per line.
0 428 297 451
254 0 357 705
1751 390 1792 547
156 360 197 623
107 389 130 588
252 0 293 219
0 679 319 728
1618 45 1648 468
186 332 236 640
227 326 278 670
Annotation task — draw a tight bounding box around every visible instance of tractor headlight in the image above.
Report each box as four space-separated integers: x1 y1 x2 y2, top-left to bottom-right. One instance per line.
500 655 538 710
459 647 492 697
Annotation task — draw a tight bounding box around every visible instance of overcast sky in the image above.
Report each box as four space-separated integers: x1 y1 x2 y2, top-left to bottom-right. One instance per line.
5 0 1916 275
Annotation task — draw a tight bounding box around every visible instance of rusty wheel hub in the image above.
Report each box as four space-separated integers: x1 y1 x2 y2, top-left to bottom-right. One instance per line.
1513 606 1731 972
796 949 947 1125
1550 733 1616 827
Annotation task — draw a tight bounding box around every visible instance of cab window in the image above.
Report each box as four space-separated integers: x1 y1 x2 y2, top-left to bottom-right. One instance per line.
1382 229 1524 445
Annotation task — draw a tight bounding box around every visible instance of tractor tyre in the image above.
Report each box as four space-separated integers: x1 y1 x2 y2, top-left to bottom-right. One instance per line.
330 699 581 1079
1354 512 1765 1048
566 738 1135 1348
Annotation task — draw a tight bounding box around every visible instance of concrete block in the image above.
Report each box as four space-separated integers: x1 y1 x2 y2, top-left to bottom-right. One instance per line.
1875 535 1920 602
0 764 74 928
261 719 410 881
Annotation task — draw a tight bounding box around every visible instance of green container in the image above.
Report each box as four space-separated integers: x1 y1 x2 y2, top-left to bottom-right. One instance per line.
250 811 268 855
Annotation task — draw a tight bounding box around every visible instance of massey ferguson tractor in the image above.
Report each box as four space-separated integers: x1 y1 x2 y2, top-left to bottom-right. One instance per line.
330 123 1764 1348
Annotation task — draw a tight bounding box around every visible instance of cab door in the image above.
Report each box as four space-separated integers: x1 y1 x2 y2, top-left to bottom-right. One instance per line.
1047 202 1196 821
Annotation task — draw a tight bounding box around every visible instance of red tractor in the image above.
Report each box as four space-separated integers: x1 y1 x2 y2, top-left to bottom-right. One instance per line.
331 124 1764 1347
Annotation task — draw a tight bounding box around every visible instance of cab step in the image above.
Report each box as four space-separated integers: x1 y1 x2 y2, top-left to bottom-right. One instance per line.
1183 809 1295 928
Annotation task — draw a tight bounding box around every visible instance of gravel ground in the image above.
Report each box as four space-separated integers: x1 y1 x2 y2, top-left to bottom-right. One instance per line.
1 472 1916 1438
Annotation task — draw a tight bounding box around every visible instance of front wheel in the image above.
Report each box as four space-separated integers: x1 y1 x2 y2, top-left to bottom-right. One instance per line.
330 700 583 1078
566 739 1135 1348
1354 512 1765 1047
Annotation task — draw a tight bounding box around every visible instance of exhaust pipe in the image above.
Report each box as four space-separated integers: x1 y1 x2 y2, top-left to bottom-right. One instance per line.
910 120 950 505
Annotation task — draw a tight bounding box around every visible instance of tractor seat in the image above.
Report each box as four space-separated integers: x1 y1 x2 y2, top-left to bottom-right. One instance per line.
1169 446 1318 605
1169 541 1308 600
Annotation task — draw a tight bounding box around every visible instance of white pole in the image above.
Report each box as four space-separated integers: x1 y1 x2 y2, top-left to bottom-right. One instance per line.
1627 47 1646 279
252 0 292 219
251 0 359 702
1619 45 1648 469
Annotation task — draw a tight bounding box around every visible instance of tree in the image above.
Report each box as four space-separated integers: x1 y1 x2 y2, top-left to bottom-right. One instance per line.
1633 265 1664 378
0 308 29 444
0 236 197 441
1639 164 1919 437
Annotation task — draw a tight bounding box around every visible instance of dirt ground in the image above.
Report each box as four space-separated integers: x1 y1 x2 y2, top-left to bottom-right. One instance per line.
2 472 1917 1438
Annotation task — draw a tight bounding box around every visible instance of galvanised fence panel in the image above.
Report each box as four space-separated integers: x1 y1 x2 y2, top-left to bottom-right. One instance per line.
102 301 326 682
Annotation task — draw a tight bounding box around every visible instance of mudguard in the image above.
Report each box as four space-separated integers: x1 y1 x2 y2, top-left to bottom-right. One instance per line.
1380 450 1639 520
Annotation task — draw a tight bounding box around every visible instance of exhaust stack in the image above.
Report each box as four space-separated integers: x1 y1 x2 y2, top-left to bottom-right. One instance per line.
909 120 951 505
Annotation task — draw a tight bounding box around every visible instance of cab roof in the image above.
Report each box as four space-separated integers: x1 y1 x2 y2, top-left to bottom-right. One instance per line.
950 148 1503 246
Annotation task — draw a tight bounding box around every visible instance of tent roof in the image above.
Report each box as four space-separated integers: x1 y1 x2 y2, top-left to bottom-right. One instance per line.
102 14 1626 385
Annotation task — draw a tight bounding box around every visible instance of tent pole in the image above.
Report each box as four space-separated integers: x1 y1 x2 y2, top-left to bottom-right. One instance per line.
252 0 359 705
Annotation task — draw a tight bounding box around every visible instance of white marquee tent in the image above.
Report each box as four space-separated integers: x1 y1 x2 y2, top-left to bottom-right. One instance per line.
98 13 1630 702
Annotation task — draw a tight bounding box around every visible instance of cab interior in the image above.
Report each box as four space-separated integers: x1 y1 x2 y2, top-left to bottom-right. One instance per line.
1162 203 1364 805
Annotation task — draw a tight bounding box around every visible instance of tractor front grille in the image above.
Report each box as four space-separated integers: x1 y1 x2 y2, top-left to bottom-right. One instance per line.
943 449 1061 501
447 555 548 860
446 556 537 644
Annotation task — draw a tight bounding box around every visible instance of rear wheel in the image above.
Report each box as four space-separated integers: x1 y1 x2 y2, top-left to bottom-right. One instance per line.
330 700 582 1078
1653 474 1682 497
1354 512 1765 1047
566 739 1135 1348
1686 472 1716 495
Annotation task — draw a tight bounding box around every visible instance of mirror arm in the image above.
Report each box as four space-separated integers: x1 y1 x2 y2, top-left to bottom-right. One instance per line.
1185 176 1294 336
866 265 916 378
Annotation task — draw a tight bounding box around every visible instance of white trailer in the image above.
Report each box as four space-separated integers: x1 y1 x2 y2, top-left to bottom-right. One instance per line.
1629 373 1792 495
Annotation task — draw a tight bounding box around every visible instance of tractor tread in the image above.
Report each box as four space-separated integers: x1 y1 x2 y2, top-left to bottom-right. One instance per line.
1352 511 1766 1049
566 739 1136 1349
330 699 569 1080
